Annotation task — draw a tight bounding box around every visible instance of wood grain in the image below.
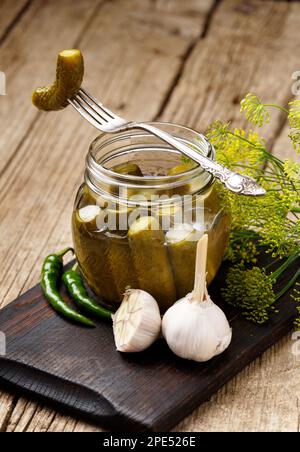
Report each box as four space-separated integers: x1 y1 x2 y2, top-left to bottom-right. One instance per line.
0 0 299 432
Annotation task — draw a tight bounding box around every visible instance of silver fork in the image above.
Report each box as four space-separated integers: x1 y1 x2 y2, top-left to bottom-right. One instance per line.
69 88 266 196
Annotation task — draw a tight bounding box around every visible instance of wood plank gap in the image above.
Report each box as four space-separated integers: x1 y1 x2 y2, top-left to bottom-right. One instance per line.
73 0 110 48
154 0 221 120
0 0 33 48
201 0 222 39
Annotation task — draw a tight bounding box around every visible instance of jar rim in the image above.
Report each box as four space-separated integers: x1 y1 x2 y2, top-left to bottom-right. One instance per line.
86 122 215 197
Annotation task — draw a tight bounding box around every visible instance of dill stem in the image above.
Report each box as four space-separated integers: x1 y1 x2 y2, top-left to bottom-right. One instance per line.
265 257 282 271
227 131 284 167
275 267 300 301
263 103 289 115
271 252 299 281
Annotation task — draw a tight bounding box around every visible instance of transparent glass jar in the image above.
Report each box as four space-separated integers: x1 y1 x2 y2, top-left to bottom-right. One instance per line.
72 123 230 312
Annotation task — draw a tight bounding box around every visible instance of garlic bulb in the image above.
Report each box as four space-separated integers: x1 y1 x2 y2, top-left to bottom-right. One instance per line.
113 289 161 353
162 292 232 361
162 234 232 362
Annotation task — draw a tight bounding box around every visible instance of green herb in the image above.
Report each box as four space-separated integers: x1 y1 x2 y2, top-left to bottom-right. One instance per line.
191 93 300 325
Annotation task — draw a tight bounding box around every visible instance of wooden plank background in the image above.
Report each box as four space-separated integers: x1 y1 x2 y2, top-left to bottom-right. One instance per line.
0 0 299 432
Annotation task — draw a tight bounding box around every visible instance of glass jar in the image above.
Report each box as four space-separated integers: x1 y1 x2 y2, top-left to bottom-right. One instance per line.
72 123 230 312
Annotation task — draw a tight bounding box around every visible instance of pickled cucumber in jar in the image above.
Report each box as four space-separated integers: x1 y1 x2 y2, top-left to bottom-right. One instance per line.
166 224 199 299
128 216 176 311
72 210 119 304
73 189 138 306
112 162 143 177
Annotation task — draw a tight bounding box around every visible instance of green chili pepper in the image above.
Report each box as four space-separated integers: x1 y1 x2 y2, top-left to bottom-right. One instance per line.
62 264 113 320
41 248 94 327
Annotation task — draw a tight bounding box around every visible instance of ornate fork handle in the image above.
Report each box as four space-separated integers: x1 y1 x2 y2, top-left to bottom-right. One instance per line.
193 159 265 195
70 88 266 197
133 123 266 196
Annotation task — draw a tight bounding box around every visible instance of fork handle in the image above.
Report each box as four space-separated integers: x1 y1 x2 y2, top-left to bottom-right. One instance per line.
132 123 265 196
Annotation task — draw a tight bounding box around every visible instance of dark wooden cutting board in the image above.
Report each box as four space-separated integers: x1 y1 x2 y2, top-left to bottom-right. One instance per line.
0 258 298 432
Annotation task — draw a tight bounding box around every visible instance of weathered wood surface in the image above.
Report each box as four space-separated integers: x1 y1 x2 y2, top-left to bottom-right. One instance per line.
0 0 299 432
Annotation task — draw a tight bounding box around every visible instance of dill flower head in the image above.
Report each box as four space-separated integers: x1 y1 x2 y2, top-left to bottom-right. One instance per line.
292 284 300 330
288 100 300 129
240 94 270 127
288 101 300 153
222 265 276 324
207 122 265 177
288 129 300 154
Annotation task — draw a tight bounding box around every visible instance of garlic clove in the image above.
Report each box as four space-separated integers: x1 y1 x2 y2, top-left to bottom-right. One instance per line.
113 289 161 353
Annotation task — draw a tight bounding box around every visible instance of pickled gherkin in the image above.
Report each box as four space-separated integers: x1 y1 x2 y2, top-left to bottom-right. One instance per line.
167 161 197 176
112 163 143 177
152 203 182 231
33 49 84 111
108 163 143 197
72 212 119 305
78 192 138 301
167 161 204 196
128 216 176 311
107 235 138 300
166 224 199 299
206 212 230 282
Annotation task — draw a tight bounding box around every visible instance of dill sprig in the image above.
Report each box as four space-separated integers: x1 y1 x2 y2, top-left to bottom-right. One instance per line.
204 94 300 326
